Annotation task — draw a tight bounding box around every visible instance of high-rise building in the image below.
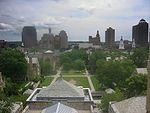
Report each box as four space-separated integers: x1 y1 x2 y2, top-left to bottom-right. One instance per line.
22 26 37 48
59 30 68 49
105 27 115 48
132 19 148 48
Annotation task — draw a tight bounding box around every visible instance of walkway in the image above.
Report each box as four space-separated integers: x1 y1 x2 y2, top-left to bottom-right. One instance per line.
85 68 95 92
50 66 62 85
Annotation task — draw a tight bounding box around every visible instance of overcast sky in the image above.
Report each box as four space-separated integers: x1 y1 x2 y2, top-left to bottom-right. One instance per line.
0 0 149 41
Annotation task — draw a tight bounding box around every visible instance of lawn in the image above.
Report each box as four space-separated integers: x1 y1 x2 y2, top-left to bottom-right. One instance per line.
62 69 85 75
91 76 101 91
40 77 54 87
57 77 90 88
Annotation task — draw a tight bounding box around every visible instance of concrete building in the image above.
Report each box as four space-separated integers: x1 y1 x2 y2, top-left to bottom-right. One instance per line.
24 79 94 113
105 27 115 49
89 30 101 46
59 30 68 49
22 26 37 48
109 96 146 113
132 19 148 48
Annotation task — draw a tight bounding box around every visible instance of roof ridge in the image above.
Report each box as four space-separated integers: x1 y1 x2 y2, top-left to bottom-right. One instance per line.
56 102 60 113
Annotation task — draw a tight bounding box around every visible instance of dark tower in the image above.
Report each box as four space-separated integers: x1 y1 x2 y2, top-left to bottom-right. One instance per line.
105 27 115 48
22 26 37 48
132 19 148 48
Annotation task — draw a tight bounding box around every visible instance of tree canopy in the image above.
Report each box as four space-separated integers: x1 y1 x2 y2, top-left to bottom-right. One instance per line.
0 48 27 82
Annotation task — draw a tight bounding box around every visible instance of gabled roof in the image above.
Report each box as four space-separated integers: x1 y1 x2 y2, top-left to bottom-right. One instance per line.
37 79 84 98
110 96 146 113
42 102 78 113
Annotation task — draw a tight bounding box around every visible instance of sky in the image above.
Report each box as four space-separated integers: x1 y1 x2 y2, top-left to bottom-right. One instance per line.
0 0 149 41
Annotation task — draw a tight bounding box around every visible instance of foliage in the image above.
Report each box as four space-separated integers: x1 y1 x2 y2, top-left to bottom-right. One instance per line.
125 74 147 97
0 91 12 113
96 59 135 89
88 50 106 74
39 58 53 76
40 77 54 87
90 76 101 91
0 48 27 82
101 89 124 113
130 48 148 68
60 49 88 71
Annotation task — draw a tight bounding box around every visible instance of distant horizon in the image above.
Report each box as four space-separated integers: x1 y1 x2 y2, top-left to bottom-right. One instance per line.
0 0 149 41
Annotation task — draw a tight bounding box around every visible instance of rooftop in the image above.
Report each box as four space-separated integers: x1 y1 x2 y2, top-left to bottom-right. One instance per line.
37 79 84 99
41 102 78 113
110 96 146 113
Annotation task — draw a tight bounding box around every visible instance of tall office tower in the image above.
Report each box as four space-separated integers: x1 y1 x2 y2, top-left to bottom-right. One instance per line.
105 27 115 48
132 19 148 48
22 26 37 48
59 30 68 49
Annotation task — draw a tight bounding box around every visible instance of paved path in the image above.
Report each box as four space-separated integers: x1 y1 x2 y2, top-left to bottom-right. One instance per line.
50 67 62 85
85 68 95 92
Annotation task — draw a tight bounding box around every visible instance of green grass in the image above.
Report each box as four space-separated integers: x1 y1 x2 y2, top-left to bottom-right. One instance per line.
58 77 90 88
91 76 101 91
62 69 85 75
40 77 54 87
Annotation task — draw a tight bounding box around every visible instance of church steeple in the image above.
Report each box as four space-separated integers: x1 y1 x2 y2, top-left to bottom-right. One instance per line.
96 30 100 38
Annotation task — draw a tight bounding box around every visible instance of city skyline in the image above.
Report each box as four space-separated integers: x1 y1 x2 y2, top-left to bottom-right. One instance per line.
0 0 149 41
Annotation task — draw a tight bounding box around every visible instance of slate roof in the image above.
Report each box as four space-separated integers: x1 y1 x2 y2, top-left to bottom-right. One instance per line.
37 79 84 98
42 102 78 113
110 96 146 113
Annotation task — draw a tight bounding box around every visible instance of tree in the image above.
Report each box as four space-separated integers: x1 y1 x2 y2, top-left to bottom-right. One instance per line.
0 48 27 82
73 59 85 71
125 74 147 97
0 91 12 113
39 58 53 76
96 59 135 88
130 48 148 68
101 89 124 113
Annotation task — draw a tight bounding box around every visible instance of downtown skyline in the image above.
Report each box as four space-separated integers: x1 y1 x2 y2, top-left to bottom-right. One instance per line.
0 0 149 41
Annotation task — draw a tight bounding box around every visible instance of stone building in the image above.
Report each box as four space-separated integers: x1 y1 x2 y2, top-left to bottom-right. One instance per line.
119 36 124 50
89 30 101 46
22 26 37 48
105 27 115 49
39 29 68 50
24 79 94 113
132 19 148 48
26 57 40 80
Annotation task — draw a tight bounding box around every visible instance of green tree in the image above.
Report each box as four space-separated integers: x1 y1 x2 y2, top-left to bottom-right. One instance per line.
101 89 124 113
39 58 53 76
130 48 148 68
73 59 85 71
0 91 12 113
125 74 147 97
96 59 135 88
0 48 27 82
